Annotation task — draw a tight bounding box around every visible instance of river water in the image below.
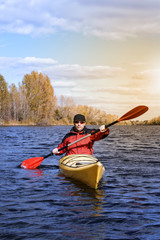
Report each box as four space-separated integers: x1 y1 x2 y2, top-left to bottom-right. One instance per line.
0 125 160 240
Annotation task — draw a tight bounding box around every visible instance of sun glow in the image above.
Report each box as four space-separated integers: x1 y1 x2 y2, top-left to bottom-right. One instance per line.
142 68 160 94
151 69 160 94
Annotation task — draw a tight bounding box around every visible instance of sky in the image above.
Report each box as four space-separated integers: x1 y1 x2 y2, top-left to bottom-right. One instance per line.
1 0 160 120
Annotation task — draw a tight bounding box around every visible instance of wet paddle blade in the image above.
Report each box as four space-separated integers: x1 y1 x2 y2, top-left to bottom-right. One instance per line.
20 157 44 169
119 105 148 122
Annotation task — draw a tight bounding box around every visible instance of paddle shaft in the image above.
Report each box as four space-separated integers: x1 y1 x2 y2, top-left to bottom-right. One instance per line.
43 152 53 159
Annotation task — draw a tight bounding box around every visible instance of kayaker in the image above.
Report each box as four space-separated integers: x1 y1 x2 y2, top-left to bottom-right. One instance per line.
52 114 109 156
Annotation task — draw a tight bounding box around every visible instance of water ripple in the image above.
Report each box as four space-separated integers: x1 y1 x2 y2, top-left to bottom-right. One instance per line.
0 125 160 239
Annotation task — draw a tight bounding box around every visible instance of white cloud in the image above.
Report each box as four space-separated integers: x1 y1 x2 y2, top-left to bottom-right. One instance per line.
48 64 124 80
0 56 123 81
0 0 160 39
0 57 57 71
53 80 76 88
22 57 58 65
94 86 142 96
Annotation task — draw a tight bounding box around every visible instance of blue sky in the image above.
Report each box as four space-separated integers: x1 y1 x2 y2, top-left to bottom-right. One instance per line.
1 0 160 120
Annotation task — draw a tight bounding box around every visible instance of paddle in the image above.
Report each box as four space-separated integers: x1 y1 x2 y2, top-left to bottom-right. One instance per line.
20 153 53 169
20 105 148 169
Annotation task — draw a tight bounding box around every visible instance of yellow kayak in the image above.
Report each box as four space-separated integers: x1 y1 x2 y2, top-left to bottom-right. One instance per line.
59 154 105 189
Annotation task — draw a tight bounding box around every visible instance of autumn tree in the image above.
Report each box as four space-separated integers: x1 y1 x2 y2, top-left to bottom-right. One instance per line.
9 84 20 121
18 84 30 122
0 74 10 121
0 72 120 125
59 95 76 123
22 71 57 124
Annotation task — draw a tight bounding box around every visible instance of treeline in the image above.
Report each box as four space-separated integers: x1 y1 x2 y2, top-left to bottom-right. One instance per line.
147 116 160 125
0 71 118 125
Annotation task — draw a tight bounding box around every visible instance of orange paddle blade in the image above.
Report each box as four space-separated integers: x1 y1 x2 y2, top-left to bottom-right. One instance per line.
20 157 44 169
119 105 149 122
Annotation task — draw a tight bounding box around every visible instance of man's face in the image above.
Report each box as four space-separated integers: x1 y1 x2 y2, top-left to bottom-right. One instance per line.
74 121 86 132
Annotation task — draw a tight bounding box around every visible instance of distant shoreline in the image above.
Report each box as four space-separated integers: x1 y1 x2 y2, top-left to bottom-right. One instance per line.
1 121 158 126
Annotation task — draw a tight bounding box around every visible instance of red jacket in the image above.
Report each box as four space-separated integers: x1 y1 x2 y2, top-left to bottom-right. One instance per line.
56 126 109 156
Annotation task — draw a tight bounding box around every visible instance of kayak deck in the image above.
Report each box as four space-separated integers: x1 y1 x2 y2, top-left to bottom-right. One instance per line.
59 154 105 189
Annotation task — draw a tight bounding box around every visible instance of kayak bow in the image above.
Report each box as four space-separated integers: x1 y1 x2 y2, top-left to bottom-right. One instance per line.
59 154 105 189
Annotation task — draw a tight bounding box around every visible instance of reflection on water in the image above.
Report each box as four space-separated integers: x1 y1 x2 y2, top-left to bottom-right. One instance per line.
24 168 44 178
60 177 105 217
0 125 160 239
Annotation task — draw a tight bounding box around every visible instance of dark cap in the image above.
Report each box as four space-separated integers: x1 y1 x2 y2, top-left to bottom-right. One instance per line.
73 114 86 122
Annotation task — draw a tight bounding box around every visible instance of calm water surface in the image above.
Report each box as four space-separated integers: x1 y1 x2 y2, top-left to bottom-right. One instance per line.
0 125 160 240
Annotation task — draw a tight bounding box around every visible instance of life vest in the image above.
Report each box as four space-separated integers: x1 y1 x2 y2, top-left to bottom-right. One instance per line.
57 126 109 156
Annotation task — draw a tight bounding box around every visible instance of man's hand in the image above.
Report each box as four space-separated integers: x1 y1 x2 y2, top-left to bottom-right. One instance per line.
52 148 59 154
99 125 106 132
